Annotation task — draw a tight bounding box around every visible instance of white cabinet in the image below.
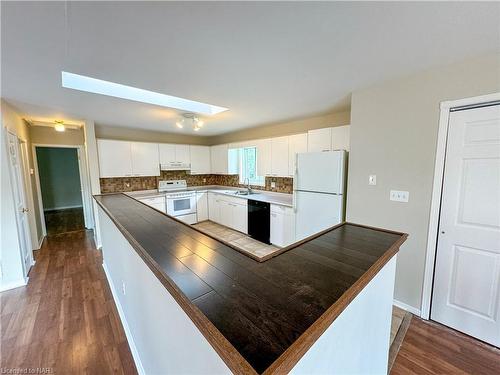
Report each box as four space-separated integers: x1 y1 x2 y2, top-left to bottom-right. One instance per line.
232 202 248 234
131 142 160 176
270 204 295 247
210 144 239 175
159 144 191 166
97 139 159 177
190 146 211 174
208 192 220 223
331 125 350 151
98 139 133 178
308 128 332 152
256 139 272 177
196 191 208 222
270 136 289 177
207 193 247 234
288 133 308 176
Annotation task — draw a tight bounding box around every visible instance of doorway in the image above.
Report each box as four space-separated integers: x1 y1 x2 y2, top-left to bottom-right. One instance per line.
430 102 500 347
34 146 87 236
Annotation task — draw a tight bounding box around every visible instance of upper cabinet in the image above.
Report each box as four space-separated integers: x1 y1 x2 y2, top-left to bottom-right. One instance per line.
308 126 350 152
288 133 308 176
270 136 289 177
210 144 238 175
190 145 211 174
159 144 190 169
331 125 350 151
307 128 332 152
256 139 272 177
97 139 159 177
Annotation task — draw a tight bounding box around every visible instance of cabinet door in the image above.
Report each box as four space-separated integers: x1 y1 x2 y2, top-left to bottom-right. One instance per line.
256 139 272 177
307 128 332 152
190 146 211 174
175 145 191 164
159 144 176 165
271 136 289 177
270 211 285 247
97 139 133 177
210 145 228 174
196 192 208 222
331 125 350 151
219 200 232 228
208 192 220 223
288 133 308 176
233 203 248 234
131 142 160 176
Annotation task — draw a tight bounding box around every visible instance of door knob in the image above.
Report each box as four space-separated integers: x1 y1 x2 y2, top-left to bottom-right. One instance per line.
441 231 445 234
22 208 29 213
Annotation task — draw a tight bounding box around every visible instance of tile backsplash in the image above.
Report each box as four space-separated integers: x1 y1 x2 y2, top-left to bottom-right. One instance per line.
100 170 293 194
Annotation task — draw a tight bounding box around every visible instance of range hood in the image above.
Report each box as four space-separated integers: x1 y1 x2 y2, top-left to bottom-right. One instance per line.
160 162 191 171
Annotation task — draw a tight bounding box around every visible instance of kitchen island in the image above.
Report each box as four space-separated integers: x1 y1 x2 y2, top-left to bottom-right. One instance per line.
95 193 407 374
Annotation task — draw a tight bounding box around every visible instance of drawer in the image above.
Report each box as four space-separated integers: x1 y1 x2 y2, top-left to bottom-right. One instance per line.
271 204 294 216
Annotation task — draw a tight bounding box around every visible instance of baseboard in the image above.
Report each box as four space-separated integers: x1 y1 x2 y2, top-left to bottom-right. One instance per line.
44 205 83 212
393 299 421 316
0 277 28 292
102 262 145 375
37 235 45 249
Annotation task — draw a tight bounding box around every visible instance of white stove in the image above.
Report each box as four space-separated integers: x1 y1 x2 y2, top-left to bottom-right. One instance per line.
158 180 197 224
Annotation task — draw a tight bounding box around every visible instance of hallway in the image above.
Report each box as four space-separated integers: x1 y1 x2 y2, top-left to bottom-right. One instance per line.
44 207 85 236
0 231 137 374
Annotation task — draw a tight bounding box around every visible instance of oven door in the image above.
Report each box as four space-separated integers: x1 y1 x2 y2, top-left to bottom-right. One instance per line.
166 196 196 217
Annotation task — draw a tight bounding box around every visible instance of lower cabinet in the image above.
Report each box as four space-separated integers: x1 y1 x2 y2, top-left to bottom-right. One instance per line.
138 196 166 213
196 191 208 222
270 204 295 247
208 193 248 234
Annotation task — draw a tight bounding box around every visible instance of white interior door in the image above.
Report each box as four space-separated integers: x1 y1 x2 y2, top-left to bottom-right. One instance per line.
431 104 500 347
7 132 33 276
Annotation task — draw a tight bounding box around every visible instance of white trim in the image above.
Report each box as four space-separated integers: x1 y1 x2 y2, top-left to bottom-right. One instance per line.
32 143 93 235
0 277 28 293
102 262 145 375
394 299 421 316
38 235 45 249
421 92 500 320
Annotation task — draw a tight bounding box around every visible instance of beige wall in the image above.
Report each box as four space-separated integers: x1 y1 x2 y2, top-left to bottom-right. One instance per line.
1 99 44 245
30 126 85 145
209 109 350 145
347 53 500 312
95 124 211 145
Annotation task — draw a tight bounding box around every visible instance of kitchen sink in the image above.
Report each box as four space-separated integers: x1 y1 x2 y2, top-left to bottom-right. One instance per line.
233 190 258 196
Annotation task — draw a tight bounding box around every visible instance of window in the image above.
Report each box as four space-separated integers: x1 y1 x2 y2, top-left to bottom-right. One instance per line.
239 147 265 186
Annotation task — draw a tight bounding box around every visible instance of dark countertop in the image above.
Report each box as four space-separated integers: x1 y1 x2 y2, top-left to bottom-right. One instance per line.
95 193 407 374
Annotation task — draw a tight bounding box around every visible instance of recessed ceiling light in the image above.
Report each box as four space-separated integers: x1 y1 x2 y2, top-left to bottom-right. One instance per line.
61 71 228 116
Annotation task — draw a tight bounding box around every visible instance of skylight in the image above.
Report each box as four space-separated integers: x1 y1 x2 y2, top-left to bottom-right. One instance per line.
61 71 228 115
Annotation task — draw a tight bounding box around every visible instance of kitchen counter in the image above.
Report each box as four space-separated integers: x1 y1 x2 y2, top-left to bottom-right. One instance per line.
126 185 294 207
95 193 407 374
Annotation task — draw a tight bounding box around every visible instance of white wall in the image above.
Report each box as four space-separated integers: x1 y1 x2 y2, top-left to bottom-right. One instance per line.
347 53 500 312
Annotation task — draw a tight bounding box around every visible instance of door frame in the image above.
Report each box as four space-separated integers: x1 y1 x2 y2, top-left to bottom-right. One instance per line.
421 92 500 320
32 143 93 236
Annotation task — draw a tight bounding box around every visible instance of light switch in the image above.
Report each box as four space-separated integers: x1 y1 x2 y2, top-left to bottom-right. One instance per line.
390 190 409 202
369 175 377 185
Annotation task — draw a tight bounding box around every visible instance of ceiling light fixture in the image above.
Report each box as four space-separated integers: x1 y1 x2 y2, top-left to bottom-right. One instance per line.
177 113 204 132
61 71 228 115
54 120 66 132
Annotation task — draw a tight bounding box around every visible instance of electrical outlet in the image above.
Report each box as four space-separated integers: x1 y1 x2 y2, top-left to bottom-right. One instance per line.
390 190 409 202
203 178 206 183
121 281 126 295
271 182 276 188
369 175 377 185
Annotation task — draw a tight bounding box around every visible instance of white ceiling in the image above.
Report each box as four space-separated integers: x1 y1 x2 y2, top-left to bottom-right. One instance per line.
2 2 499 136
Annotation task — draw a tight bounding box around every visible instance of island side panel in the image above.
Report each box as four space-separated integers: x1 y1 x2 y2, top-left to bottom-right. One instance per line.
290 255 397 375
98 207 231 375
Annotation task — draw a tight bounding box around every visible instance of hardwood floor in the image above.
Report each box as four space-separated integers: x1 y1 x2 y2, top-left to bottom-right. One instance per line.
44 207 85 236
391 316 500 374
0 230 137 375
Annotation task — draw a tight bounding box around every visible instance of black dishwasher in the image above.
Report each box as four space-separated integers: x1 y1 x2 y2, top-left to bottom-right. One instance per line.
248 200 270 244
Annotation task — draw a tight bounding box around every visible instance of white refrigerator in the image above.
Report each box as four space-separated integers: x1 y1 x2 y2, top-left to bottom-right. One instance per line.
294 150 346 241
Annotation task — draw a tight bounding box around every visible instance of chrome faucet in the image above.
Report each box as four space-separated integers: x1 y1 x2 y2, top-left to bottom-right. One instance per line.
244 177 252 194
